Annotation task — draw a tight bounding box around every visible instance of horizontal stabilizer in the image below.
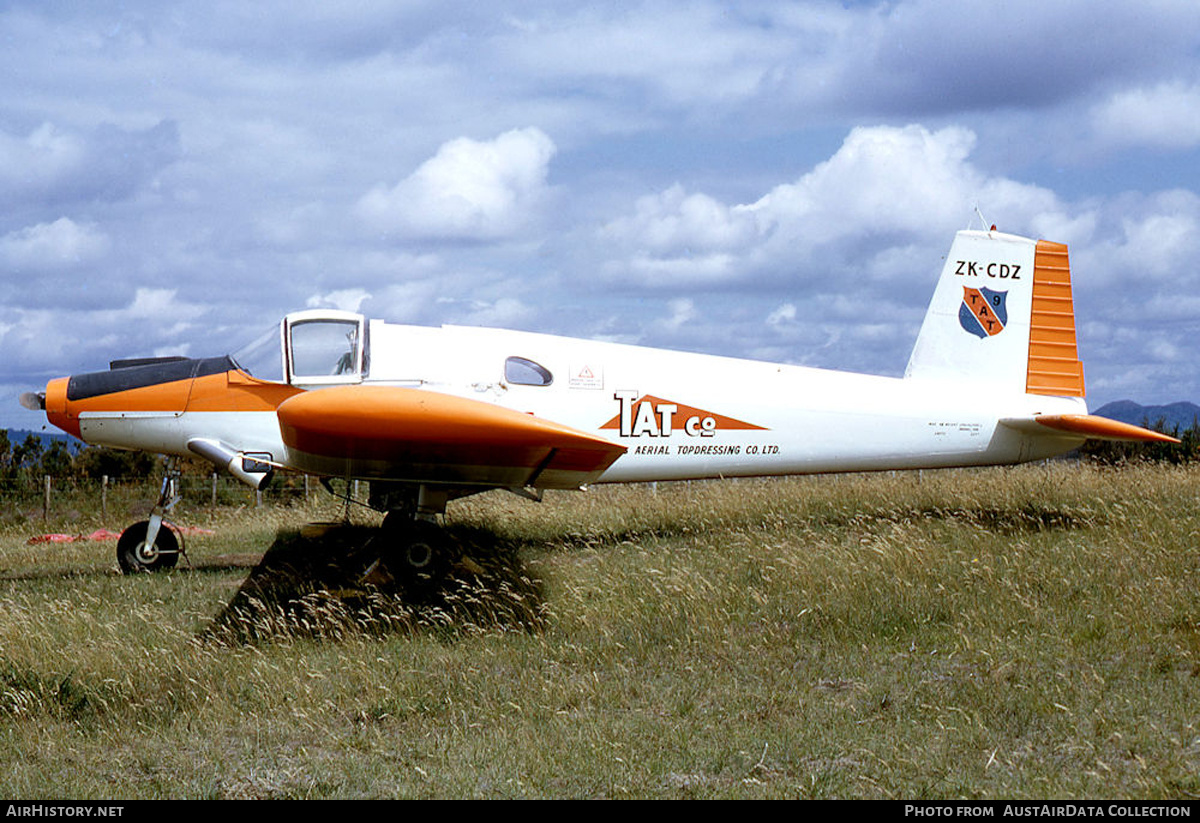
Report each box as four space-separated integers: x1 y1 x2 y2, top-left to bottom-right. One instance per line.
1000 414 1180 444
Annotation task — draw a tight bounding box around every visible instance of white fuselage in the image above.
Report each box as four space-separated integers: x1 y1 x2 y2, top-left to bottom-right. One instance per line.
371 323 1087 481
77 320 1088 485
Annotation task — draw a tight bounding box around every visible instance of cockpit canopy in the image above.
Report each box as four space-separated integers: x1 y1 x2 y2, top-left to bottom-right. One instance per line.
231 310 367 386
229 311 557 390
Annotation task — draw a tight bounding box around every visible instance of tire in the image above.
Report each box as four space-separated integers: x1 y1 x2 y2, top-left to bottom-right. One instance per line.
381 517 453 592
117 520 180 574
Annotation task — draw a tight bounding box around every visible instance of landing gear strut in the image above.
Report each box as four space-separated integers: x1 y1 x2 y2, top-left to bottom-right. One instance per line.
361 483 465 592
117 460 186 574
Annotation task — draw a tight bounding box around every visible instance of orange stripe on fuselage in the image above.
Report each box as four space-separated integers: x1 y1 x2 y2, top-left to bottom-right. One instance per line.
46 369 302 440
185 371 303 411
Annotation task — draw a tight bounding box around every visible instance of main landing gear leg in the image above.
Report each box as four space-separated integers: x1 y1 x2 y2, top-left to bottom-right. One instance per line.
117 458 186 574
366 484 459 592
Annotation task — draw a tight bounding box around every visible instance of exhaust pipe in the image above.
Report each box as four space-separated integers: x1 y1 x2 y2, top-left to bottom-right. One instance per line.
187 438 274 491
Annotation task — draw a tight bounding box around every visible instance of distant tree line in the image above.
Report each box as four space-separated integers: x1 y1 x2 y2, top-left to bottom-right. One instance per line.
1078 418 1200 465
0 429 155 485
2 416 1198 491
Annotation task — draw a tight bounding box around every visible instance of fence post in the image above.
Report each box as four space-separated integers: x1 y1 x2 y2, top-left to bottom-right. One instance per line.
43 475 50 521
101 475 108 518
304 474 310 504
212 472 218 506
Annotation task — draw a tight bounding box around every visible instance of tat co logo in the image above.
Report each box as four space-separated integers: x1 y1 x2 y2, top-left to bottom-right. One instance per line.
958 286 1008 339
601 391 768 438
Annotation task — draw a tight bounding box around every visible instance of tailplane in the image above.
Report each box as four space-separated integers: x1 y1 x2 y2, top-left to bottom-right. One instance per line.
1000 414 1179 444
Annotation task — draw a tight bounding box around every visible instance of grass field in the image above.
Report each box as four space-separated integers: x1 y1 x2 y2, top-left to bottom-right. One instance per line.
0 462 1198 799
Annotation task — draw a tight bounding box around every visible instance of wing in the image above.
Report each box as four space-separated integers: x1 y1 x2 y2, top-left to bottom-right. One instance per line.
276 384 626 489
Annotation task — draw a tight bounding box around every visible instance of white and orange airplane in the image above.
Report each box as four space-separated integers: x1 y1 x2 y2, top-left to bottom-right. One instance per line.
22 228 1175 578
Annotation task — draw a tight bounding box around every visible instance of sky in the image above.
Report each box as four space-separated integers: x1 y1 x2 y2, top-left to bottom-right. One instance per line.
2 1 1199 430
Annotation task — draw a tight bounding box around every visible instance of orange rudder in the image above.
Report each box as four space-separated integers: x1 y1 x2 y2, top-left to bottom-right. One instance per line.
1025 240 1085 397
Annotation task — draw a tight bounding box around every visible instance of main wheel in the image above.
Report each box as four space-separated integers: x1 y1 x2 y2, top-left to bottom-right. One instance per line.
379 516 454 592
399 521 449 580
117 520 180 574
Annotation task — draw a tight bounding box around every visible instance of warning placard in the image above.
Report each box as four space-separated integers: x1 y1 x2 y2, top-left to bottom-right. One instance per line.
569 364 604 390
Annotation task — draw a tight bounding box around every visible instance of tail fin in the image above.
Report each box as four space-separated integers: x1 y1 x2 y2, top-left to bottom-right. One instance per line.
904 229 1085 397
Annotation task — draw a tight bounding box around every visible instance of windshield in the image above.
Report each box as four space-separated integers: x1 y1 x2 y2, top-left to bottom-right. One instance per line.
229 325 285 382
290 319 360 378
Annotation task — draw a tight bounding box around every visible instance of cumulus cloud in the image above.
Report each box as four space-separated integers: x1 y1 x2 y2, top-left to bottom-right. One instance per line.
658 297 697 332
455 297 535 328
590 123 1200 395
598 125 1073 288
125 288 184 318
842 1 1200 115
356 127 557 240
1075 190 1200 286
601 185 759 254
766 303 797 327
494 4 798 109
750 124 986 239
306 288 372 312
0 121 180 203
1092 82 1200 150
0 124 85 193
0 288 207 377
0 218 110 270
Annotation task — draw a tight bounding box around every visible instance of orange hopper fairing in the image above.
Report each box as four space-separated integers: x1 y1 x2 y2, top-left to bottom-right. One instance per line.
276 385 626 488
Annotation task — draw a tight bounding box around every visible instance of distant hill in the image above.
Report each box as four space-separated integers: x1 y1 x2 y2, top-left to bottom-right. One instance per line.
0 428 85 453
1093 401 1200 431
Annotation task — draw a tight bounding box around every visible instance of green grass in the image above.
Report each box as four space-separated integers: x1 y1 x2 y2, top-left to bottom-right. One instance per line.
0 463 1198 798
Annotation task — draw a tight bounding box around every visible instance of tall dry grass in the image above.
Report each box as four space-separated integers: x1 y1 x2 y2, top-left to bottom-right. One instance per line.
0 463 1196 798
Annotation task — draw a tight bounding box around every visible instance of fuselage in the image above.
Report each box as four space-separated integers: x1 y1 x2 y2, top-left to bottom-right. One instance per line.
43 314 1089 490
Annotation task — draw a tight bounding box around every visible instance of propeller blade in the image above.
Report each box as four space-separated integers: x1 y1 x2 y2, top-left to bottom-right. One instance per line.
19 391 46 411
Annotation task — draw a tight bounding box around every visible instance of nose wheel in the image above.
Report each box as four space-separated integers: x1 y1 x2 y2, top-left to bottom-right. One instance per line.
116 459 186 574
116 520 181 573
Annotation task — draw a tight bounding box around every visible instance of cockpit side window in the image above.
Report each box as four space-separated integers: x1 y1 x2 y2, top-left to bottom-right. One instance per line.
230 325 285 382
505 356 553 386
290 319 362 380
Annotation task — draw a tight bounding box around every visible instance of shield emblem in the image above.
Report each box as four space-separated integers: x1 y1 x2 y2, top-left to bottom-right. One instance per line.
959 287 1008 339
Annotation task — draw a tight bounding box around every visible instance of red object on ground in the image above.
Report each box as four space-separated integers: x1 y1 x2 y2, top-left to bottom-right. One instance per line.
27 526 213 545
26 533 76 544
